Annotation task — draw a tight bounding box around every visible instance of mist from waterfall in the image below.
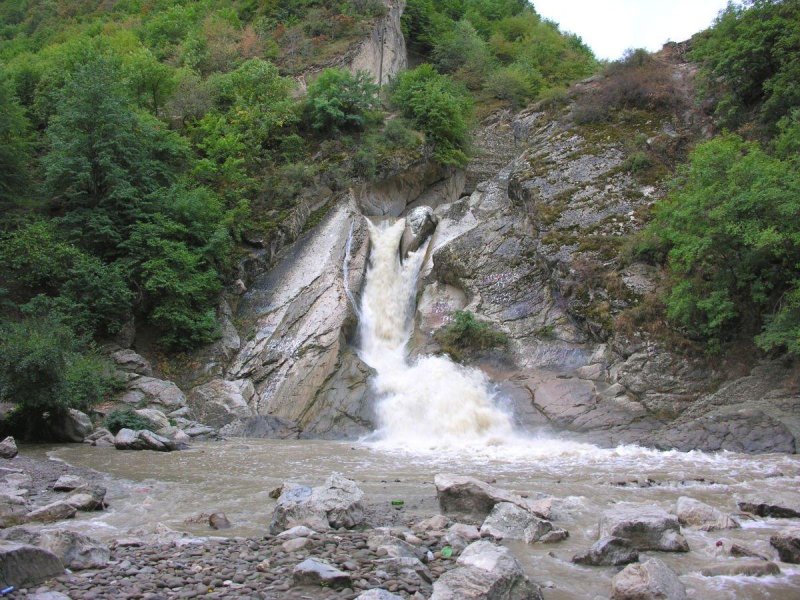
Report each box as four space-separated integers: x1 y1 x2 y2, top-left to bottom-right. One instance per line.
358 218 516 449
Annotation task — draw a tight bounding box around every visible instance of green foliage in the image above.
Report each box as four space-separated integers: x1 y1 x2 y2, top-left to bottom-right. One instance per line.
104 407 156 435
0 74 31 206
391 65 473 166
304 69 380 133
690 0 800 131
435 310 508 361
643 127 800 354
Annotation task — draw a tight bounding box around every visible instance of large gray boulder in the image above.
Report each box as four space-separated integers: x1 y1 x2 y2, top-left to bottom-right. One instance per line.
572 536 639 567
770 528 800 563
134 408 170 431
292 558 352 589
187 378 255 429
675 497 739 531
111 349 152 376
122 376 186 409
114 428 179 451
611 558 686 600
270 473 364 534
400 206 438 259
480 502 566 543
50 409 93 443
1 527 109 570
0 437 18 459
66 484 106 511
600 505 689 552
0 541 63 587
430 540 542 600
435 474 545 520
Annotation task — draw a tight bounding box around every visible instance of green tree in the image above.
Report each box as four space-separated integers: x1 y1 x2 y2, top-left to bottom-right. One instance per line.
124 48 178 113
304 68 380 133
0 74 31 206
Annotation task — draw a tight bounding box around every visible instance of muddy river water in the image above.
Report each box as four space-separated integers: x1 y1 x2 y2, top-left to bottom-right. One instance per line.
34 437 800 599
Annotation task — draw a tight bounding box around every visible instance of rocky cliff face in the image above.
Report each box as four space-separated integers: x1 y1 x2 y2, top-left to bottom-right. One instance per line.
149 45 797 453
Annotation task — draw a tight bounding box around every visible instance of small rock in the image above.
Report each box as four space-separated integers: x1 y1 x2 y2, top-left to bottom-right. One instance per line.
277 525 316 539
573 537 639 567
282 537 311 552
414 515 449 531
355 590 404 600
52 475 85 492
209 513 231 530
701 561 780 577
728 542 769 561
600 505 689 552
738 498 800 519
66 484 106 511
292 558 352 589
611 558 686 600
0 437 18 459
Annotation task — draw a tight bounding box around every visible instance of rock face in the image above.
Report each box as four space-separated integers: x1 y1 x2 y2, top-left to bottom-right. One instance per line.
0 541 63 587
572 536 639 567
770 528 800 563
434 474 544 519
611 558 686 600
430 540 542 600
600 506 689 552
270 473 365 534
0 437 18 459
229 200 373 439
347 0 407 85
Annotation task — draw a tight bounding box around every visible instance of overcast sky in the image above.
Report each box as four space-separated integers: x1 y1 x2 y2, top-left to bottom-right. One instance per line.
532 0 733 61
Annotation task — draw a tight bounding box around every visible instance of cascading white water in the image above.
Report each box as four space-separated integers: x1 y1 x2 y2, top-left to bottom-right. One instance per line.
358 218 516 449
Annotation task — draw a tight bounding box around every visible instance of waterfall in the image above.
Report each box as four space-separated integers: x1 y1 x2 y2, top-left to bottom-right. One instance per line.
358 218 515 449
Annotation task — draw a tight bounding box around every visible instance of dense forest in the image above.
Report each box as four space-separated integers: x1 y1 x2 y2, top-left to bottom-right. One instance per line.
0 0 798 435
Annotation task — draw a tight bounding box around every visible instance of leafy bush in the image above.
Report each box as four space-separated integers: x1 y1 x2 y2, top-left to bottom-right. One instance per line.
104 408 156 434
390 65 473 166
643 126 800 354
304 68 380 133
434 311 508 361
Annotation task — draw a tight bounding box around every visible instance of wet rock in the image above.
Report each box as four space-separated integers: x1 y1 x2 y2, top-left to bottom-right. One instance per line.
1 527 109 570
187 379 255 429
356 590 404 600
292 558 352 589
600 505 689 552
430 540 542 600
0 437 18 459
270 473 365 534
0 494 28 527
49 409 93 443
480 502 562 544
701 561 780 577
738 496 800 518
25 501 77 523
770 528 800 563
573 536 639 566
122 376 186 409
208 512 231 530
611 558 686 600
66 483 106 511
52 475 85 492
728 542 769 561
134 408 170 431
0 541 63 587
435 474 544 519
675 497 740 531
538 528 569 543
111 349 153 376
400 206 438 259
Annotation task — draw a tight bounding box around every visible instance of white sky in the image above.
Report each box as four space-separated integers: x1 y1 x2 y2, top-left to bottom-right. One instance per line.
532 0 733 61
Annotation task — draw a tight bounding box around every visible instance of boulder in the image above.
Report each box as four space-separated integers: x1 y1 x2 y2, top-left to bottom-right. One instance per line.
66 484 106 511
114 428 179 452
0 437 18 459
51 409 93 443
0 494 28 528
573 536 639 566
110 349 152 376
114 428 144 450
187 379 255 429
738 496 800 518
134 408 170 431
770 528 800 563
675 497 740 531
701 561 780 577
52 475 84 492
0 541 63 587
430 540 543 600
292 558 352 589
1 527 109 570
611 558 686 600
480 502 565 544
85 428 115 448
209 513 231 530
24 501 77 523
122 376 186 409
435 474 544 519
600 505 689 552
400 206 438 259
270 473 364 534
